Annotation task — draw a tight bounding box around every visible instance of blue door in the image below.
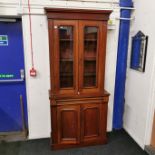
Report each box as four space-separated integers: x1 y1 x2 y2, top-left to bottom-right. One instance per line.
0 19 28 132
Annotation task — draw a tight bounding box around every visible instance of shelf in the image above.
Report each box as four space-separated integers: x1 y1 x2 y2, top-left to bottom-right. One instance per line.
60 59 73 62
60 39 73 41
84 39 97 42
84 73 96 76
84 57 96 61
60 73 73 76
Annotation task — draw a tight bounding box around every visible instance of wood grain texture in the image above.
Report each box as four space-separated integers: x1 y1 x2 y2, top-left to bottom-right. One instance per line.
47 9 111 150
81 103 102 143
57 105 80 144
51 97 109 149
46 8 112 21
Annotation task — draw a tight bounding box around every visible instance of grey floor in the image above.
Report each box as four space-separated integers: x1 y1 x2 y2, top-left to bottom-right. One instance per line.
0 130 148 155
145 145 155 155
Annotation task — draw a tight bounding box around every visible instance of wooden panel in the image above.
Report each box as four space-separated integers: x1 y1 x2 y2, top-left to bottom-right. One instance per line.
151 112 155 147
61 111 76 138
48 20 55 95
51 106 58 144
57 105 80 144
51 97 109 149
83 106 100 137
46 8 112 21
81 102 106 143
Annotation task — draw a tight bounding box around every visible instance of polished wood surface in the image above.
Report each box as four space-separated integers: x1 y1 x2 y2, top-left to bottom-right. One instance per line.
81 103 103 143
57 105 80 144
51 98 109 149
46 8 112 21
47 8 111 150
48 20 109 99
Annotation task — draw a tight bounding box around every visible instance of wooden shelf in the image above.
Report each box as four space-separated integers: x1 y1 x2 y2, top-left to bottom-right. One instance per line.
84 57 96 61
60 39 73 41
60 59 73 62
60 73 73 76
84 39 97 41
84 73 96 76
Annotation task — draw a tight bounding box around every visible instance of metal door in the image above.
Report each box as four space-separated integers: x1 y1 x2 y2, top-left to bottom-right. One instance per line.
0 19 28 132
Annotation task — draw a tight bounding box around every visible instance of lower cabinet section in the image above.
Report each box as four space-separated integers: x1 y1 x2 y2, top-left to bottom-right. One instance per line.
57 105 80 144
81 103 107 143
51 97 109 149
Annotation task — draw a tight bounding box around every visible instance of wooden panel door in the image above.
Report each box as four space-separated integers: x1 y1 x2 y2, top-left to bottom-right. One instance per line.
52 20 79 96
78 20 107 96
57 105 80 144
81 102 107 143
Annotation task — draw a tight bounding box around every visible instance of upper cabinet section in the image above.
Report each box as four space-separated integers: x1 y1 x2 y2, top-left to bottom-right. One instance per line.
47 8 111 99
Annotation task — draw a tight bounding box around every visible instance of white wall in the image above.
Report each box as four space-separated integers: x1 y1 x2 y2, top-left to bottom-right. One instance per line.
22 15 51 139
0 0 119 139
124 0 155 149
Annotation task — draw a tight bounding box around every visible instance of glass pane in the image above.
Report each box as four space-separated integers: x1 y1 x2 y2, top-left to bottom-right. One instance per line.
59 26 74 88
83 26 98 87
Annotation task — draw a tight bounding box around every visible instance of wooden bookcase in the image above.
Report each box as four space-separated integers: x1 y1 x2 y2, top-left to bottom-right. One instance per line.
46 8 111 150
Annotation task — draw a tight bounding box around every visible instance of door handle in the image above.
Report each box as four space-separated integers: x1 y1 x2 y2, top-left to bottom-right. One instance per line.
0 69 25 83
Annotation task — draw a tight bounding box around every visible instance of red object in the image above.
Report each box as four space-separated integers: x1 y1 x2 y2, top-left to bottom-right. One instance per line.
28 0 35 75
30 68 37 77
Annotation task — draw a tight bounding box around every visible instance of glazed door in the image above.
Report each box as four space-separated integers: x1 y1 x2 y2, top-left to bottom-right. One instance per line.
57 105 80 144
78 21 107 95
52 20 78 96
